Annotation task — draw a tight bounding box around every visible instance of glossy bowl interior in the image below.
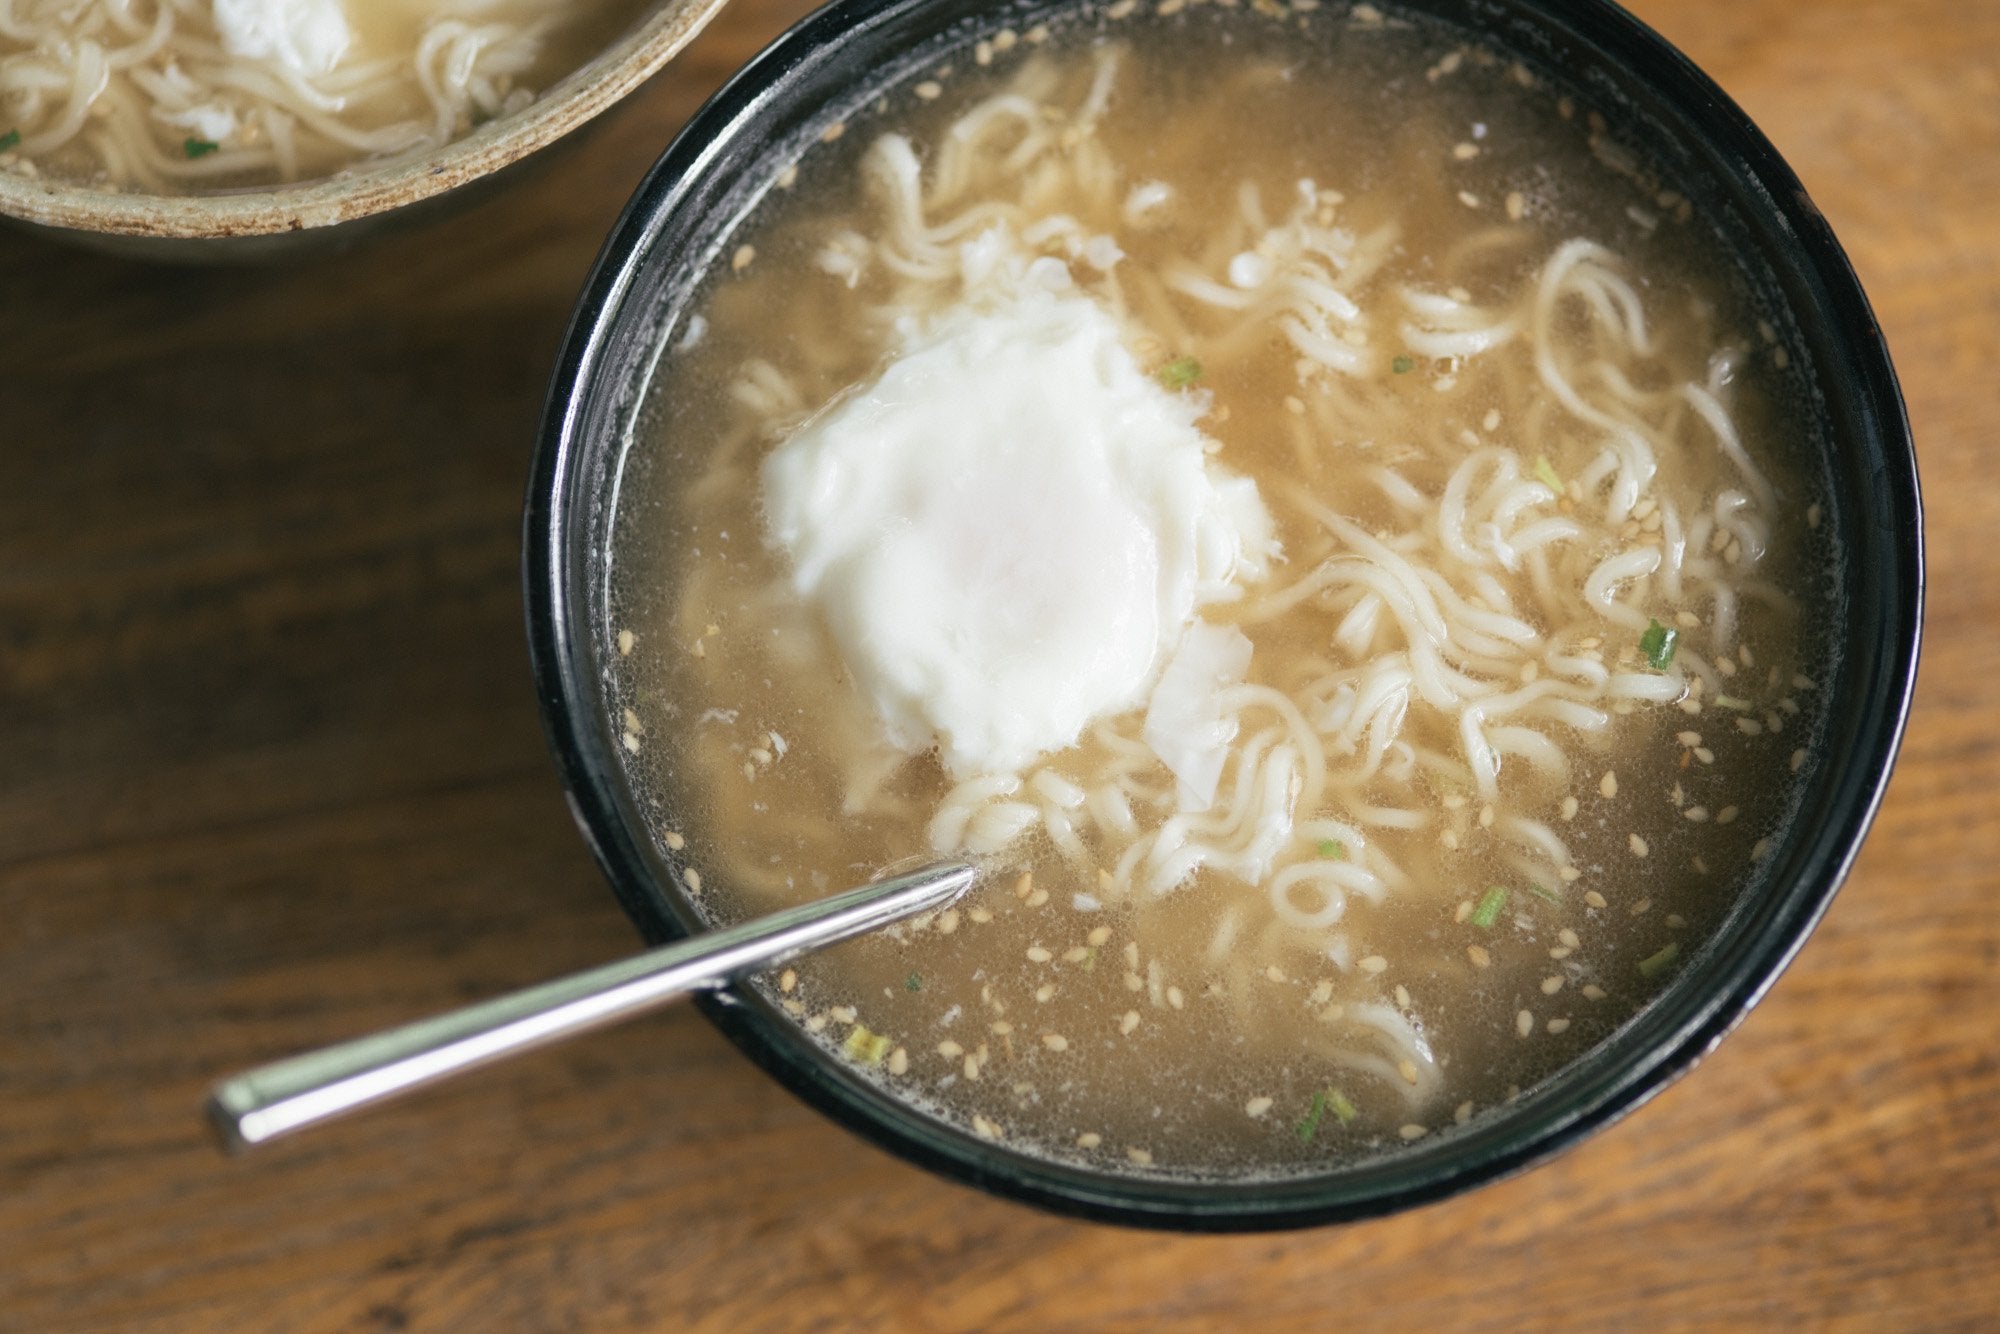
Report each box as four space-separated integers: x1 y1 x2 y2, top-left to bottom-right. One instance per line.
528 0 1923 1229
0 0 728 258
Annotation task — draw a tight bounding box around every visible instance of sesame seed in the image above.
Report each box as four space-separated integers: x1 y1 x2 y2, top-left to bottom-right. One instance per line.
1716 806 1740 825
1454 900 1473 924
963 1055 980 1080
1549 946 1572 960
805 1015 827 1033
1505 191 1525 220
1558 866 1581 882
1667 913 1687 928
1026 887 1050 908
1458 190 1481 208
973 1115 1000 1139
1791 748 1807 772
1167 986 1185 1010
1126 1147 1152 1166
1628 834 1649 858
1560 795 1579 820
1600 771 1619 799
1582 984 1606 1000
1063 946 1089 963
664 831 685 851
1014 872 1034 900
1751 838 1773 861
1087 926 1112 947
1076 1132 1101 1149
1479 803 1496 828
1453 142 1479 160
1630 898 1652 916
776 164 798 189
1359 955 1388 974
1737 717 1764 735
887 1047 908 1075
1398 1059 1419 1085
683 868 702 894
1558 928 1581 948
730 245 755 273
1684 806 1709 822
1541 975 1564 995
1399 1124 1428 1140
1547 1018 1572 1034
1467 945 1491 968
1042 1033 1069 1052
968 907 992 923
1516 1009 1535 1037
1264 965 1287 983
1393 985 1412 1009
938 909 960 935
830 1006 855 1023
989 1020 1012 1036
1694 747 1715 764
1677 731 1702 747
1120 1010 1141 1035
1026 946 1052 963
1123 971 1144 992
1246 1096 1274 1118
1455 1101 1475 1124
819 122 845 143
779 969 796 993
914 80 942 100
1585 890 1607 909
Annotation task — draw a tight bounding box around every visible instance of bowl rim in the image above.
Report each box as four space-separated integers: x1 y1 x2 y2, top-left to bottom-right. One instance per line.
0 0 730 239
525 0 1924 1230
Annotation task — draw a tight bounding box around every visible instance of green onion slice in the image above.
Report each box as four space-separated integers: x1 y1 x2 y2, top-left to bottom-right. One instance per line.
183 137 220 159
1317 838 1346 859
1159 356 1202 389
1638 942 1681 978
1533 454 1563 493
1470 886 1508 928
1296 1090 1328 1143
1639 619 1679 670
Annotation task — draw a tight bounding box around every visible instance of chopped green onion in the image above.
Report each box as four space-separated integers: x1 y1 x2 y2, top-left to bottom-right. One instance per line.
1639 618 1679 670
1470 886 1509 928
1713 694 1753 711
1296 1089 1328 1143
0 129 19 154
1532 454 1563 493
1317 838 1346 860
1159 356 1202 389
1327 1089 1358 1125
842 1024 894 1065
904 972 922 992
183 137 220 159
1638 942 1681 978
1527 883 1561 905
1391 354 1416 374
1082 945 1099 972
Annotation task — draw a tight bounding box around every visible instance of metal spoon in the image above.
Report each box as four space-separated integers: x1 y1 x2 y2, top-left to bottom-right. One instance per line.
207 861 977 1150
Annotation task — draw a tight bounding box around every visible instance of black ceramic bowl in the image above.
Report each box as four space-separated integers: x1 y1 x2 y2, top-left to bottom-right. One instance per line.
527 0 1922 1229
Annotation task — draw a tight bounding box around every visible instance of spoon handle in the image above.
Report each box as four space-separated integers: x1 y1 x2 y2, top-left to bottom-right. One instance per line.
208 861 977 1150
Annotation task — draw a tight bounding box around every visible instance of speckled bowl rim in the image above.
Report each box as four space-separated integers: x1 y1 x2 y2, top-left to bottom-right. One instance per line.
0 0 729 239
528 0 1924 1230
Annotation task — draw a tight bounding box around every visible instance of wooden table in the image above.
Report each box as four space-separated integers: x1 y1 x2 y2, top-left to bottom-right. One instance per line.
3 0 1994 1326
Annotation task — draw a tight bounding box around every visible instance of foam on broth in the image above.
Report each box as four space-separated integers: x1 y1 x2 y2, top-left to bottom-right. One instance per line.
607 1 1836 1177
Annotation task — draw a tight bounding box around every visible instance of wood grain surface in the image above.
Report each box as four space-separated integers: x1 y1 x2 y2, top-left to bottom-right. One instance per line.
2 0 1994 1328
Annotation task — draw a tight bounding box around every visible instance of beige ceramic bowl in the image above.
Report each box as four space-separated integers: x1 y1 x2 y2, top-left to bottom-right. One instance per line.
0 0 729 259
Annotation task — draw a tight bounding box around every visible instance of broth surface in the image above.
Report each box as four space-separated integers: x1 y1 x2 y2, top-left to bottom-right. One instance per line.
610 2 1835 1177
